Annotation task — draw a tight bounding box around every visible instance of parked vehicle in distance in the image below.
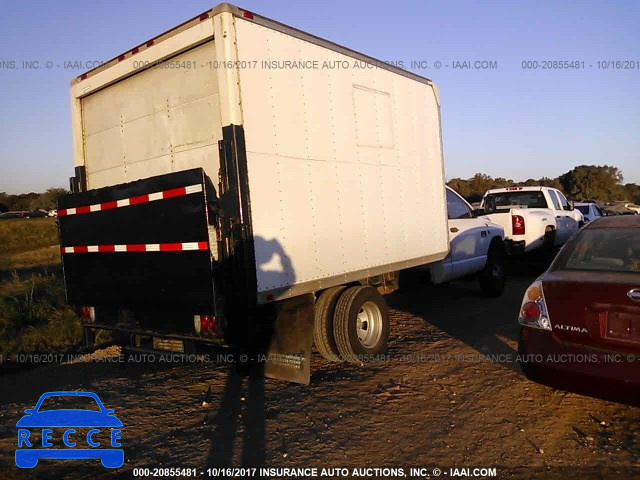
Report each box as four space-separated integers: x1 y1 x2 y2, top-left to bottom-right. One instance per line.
26 209 49 218
518 215 640 400
425 187 506 297
479 186 583 255
604 201 640 216
58 3 450 384
574 202 605 223
0 211 28 219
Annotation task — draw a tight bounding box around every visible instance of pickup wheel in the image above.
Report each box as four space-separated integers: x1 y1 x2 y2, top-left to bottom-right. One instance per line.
543 227 556 249
313 286 347 362
541 227 558 265
478 241 506 297
333 286 389 363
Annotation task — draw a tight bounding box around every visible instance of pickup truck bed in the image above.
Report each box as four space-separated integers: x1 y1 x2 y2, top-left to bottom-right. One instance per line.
480 186 583 254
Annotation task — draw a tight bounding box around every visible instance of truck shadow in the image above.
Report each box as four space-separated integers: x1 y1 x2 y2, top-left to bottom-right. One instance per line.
202 234 295 468
253 236 294 294
204 365 266 468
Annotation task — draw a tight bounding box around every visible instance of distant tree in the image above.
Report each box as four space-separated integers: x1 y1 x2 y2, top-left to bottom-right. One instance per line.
449 167 637 204
32 187 69 210
624 183 640 204
446 178 472 199
538 176 563 190
0 192 8 213
0 188 70 211
559 165 624 202
447 174 514 203
520 178 539 187
8 192 39 211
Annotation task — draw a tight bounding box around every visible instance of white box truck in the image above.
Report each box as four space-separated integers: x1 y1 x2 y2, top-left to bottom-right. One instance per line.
58 3 449 383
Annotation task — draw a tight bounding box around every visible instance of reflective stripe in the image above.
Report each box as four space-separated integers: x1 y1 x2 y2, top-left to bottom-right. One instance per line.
57 184 203 217
60 242 208 254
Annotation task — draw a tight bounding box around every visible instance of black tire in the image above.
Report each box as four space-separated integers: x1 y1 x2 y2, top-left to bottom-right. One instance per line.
333 286 390 363
478 241 506 297
313 286 347 362
541 227 558 267
542 227 556 251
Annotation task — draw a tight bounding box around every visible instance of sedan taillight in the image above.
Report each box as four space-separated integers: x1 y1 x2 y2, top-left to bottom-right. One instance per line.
518 282 551 331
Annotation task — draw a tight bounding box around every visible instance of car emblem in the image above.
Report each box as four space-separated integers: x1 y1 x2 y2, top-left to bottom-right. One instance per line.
628 289 640 303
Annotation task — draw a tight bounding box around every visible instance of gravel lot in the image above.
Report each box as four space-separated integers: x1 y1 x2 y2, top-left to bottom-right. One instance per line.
1 267 638 479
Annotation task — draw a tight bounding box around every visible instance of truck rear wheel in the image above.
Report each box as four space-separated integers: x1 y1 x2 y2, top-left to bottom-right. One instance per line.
333 286 389 363
313 286 347 362
478 241 506 297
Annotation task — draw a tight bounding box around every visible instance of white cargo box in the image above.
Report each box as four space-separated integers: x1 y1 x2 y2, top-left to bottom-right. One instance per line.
70 3 449 302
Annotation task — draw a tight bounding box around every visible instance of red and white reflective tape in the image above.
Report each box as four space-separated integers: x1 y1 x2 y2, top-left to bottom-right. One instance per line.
58 184 203 217
61 242 208 254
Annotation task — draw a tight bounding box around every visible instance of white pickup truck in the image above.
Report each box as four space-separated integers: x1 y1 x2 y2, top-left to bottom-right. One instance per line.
426 187 507 297
479 186 583 255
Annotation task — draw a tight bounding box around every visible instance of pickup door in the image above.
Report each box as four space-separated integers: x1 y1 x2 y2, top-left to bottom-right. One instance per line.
444 189 495 279
547 189 578 244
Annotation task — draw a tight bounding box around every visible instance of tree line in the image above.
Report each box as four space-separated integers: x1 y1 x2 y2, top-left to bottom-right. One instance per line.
447 165 640 204
1 165 638 212
0 188 69 213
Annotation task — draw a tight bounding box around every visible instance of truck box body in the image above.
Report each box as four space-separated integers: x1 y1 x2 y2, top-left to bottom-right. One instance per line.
66 3 448 302
61 3 448 381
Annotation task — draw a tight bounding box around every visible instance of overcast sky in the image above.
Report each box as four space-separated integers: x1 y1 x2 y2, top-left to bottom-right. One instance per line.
0 0 638 194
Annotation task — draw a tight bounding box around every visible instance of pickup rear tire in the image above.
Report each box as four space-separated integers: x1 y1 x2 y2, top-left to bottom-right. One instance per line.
333 286 389 363
313 286 347 362
478 241 506 297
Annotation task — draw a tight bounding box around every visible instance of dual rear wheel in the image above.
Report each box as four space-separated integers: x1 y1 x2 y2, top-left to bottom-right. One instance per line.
313 285 389 363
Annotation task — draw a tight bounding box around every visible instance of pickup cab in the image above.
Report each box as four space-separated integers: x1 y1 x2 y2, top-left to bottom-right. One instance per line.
427 187 507 297
479 186 583 255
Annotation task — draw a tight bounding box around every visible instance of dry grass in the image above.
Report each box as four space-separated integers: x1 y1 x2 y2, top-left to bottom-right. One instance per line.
0 218 60 271
0 273 83 357
0 218 82 358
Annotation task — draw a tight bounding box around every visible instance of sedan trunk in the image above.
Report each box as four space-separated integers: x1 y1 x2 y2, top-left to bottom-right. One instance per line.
542 271 640 355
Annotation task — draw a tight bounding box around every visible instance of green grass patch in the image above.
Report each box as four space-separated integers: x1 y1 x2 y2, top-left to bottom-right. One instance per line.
0 219 82 358
0 217 59 255
0 218 60 271
0 272 83 358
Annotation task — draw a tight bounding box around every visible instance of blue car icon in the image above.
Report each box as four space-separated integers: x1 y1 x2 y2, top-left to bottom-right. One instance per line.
15 391 123 468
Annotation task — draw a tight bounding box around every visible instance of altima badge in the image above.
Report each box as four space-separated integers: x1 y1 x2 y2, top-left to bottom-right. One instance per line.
628 289 640 303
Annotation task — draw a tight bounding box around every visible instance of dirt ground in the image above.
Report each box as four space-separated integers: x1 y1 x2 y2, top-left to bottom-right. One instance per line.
1 267 639 479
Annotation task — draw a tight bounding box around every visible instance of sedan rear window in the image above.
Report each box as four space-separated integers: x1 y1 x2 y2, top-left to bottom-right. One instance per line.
485 191 548 209
575 205 590 214
559 228 640 273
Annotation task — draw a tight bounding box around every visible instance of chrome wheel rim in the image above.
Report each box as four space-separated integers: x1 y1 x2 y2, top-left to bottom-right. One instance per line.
356 301 383 348
492 263 504 280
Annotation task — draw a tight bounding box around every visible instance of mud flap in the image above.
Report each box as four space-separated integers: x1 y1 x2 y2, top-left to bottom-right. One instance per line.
263 294 314 384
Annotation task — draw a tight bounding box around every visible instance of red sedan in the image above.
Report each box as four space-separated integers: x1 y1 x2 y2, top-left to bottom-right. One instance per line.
518 215 640 402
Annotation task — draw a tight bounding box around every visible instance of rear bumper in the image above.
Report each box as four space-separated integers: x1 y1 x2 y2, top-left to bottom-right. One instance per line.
518 327 640 399
504 239 526 256
84 323 225 350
